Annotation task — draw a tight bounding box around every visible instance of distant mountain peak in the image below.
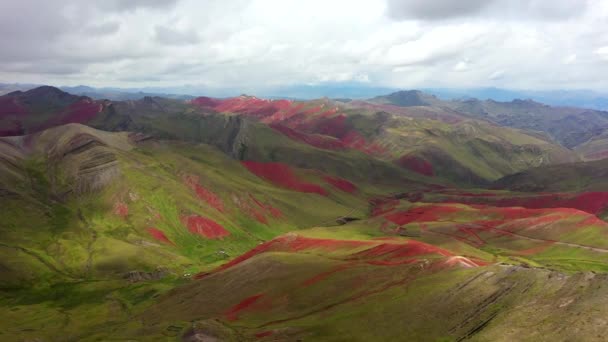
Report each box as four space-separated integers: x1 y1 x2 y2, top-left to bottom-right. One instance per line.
370 89 440 107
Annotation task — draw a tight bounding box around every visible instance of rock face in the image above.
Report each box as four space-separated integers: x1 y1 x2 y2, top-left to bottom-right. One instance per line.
123 268 169 283
58 133 120 194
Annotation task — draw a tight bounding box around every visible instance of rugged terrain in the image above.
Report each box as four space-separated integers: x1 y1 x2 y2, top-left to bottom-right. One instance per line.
1 87 608 341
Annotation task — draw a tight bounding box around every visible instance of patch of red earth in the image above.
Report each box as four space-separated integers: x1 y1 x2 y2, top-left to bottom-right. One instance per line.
301 263 354 287
183 215 230 239
183 175 225 212
501 214 564 233
341 130 387 155
261 103 306 124
192 95 388 156
351 240 453 260
190 96 222 107
0 97 28 119
255 331 274 338
196 235 474 280
242 161 328 196
113 201 129 218
385 205 461 225
456 225 486 246
234 194 270 224
195 236 375 278
369 197 399 217
147 227 174 245
577 215 607 227
322 175 357 193
193 96 302 123
224 294 265 321
270 123 346 150
0 98 27 136
249 194 283 218
37 100 102 131
440 191 608 215
310 114 349 137
397 155 434 177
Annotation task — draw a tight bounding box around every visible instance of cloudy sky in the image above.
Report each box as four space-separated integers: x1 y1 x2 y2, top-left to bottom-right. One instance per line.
1 0 607 92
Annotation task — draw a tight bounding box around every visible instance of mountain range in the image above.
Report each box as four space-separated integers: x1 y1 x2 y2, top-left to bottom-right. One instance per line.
2 86 608 340
3 82 608 110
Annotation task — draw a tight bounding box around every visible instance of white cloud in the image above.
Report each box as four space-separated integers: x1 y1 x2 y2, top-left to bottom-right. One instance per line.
489 70 505 80
595 46 608 61
563 54 577 64
0 0 608 92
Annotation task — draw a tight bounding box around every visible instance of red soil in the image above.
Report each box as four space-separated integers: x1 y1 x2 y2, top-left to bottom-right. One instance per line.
397 155 434 177
322 175 357 193
0 97 28 119
242 161 328 196
183 215 230 239
0 98 28 136
255 331 274 338
234 194 267 224
37 100 102 131
385 205 461 225
195 235 374 277
341 131 387 155
270 123 346 150
57 100 101 124
225 294 265 321
195 234 468 280
183 175 225 212
351 240 452 260
312 114 349 137
235 194 283 224
440 191 608 215
147 227 174 245
301 263 354 287
370 197 399 217
190 96 222 107
577 215 606 227
113 201 129 218
250 194 283 218
191 96 387 156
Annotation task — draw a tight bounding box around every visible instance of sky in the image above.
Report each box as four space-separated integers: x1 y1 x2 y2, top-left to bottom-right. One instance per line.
1 0 607 92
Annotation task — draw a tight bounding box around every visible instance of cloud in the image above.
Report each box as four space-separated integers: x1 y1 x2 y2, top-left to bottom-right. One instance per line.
95 0 180 12
386 0 589 21
85 21 122 35
0 0 607 92
596 47 608 61
489 70 505 80
453 60 471 72
154 25 200 45
563 54 577 65
387 0 490 20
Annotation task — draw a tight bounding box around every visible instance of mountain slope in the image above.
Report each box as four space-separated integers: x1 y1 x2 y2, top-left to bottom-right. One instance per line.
373 90 608 150
494 158 608 192
191 95 578 184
